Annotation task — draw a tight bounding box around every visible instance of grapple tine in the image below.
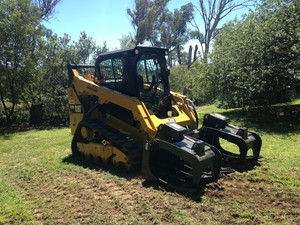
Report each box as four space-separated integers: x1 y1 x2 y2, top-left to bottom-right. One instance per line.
198 113 262 164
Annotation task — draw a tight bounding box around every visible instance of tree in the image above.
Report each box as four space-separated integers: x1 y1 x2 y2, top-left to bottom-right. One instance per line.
209 0 300 108
191 0 252 61
127 0 169 45
38 31 76 119
31 0 61 21
119 34 136 49
39 31 108 120
127 0 193 50
92 41 109 62
0 0 63 125
0 0 43 124
75 31 96 64
159 3 194 49
169 64 201 100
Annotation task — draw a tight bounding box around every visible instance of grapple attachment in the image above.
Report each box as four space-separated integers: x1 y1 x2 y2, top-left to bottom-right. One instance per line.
142 123 221 192
198 113 262 164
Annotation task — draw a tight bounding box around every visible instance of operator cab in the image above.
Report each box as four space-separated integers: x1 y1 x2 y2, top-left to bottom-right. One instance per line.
95 47 172 118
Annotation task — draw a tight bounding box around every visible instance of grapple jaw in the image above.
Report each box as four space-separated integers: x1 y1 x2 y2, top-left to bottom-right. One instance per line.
198 113 262 164
142 123 221 192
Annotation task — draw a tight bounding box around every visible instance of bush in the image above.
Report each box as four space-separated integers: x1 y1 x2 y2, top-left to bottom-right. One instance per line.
169 64 201 102
210 0 300 109
169 62 219 105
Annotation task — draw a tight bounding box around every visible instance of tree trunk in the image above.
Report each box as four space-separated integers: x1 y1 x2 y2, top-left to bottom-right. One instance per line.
176 45 182 64
193 45 198 63
188 45 192 69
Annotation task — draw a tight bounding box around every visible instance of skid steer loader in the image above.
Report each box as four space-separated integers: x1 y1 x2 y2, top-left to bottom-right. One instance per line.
67 46 262 192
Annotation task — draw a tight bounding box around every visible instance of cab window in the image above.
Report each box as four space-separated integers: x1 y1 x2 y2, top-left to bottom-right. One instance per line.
99 58 126 83
98 57 127 93
137 55 162 86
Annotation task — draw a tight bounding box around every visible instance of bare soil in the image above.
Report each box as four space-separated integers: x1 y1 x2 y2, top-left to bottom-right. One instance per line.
12 161 300 225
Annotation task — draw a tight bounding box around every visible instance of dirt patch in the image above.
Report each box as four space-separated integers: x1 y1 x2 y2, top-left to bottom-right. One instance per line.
11 165 299 225
204 174 300 224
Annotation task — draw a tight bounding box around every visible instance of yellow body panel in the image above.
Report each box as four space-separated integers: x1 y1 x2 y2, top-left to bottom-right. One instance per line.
77 142 111 159
68 69 197 141
67 88 84 135
77 142 130 166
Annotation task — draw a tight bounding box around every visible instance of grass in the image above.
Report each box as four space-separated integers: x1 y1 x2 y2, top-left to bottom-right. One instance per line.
0 128 74 224
0 102 299 224
0 180 32 224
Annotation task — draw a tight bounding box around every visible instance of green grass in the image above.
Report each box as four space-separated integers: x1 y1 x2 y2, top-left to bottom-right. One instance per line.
0 102 299 224
0 128 73 169
0 128 74 224
0 179 32 224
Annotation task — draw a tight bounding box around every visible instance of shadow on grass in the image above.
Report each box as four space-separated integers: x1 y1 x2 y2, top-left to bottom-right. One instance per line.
0 120 69 137
33 119 69 131
62 154 141 180
219 104 300 134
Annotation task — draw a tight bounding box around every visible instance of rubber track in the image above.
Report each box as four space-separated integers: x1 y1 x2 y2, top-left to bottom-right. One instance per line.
79 119 142 171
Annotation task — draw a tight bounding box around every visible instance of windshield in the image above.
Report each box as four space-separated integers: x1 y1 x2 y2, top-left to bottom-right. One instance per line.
136 52 171 118
137 53 163 90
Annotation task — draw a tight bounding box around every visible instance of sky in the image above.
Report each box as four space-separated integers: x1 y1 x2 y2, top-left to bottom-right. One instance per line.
43 0 250 50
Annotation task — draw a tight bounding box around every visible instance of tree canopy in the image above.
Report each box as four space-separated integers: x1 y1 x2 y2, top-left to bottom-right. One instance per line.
0 0 107 125
191 0 252 61
0 0 299 125
0 0 44 124
208 0 300 108
127 0 194 49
